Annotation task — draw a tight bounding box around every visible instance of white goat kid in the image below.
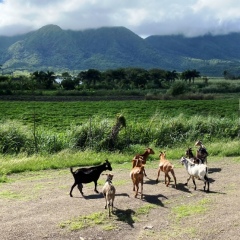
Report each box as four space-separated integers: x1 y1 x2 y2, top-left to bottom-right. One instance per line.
102 174 116 216
180 157 210 192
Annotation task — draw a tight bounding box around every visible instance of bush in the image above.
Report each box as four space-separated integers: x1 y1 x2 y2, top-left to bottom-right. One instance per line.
167 82 188 96
0 121 29 154
61 79 76 90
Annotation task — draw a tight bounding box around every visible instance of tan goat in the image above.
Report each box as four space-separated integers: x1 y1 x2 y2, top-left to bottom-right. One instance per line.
132 147 155 177
130 158 145 199
156 151 177 188
102 173 116 216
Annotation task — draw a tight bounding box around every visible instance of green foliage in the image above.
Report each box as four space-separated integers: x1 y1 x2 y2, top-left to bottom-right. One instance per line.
167 81 188 96
172 198 210 221
61 79 75 90
2 25 240 75
1 112 238 155
0 140 239 175
0 99 238 132
59 211 106 230
0 121 30 154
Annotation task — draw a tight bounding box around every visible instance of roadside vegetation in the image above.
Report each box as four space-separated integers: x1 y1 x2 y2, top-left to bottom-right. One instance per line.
0 68 239 178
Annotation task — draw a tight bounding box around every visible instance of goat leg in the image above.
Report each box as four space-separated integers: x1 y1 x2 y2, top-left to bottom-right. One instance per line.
192 177 197 190
165 173 171 187
170 170 177 188
77 183 84 195
108 202 111 217
156 168 160 183
185 175 191 186
140 181 143 199
135 184 139 198
204 175 210 192
94 181 99 193
69 182 77 197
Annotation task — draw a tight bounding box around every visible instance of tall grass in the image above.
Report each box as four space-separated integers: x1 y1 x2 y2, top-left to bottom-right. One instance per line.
0 112 238 155
0 111 239 176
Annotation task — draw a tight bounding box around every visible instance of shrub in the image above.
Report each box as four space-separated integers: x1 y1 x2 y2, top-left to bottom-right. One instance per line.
167 82 188 96
0 121 29 154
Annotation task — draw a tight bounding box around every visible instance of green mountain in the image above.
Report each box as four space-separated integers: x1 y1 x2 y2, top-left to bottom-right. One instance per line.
1 24 240 76
145 34 240 76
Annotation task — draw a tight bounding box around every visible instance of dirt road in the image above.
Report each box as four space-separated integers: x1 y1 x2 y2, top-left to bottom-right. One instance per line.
0 157 239 240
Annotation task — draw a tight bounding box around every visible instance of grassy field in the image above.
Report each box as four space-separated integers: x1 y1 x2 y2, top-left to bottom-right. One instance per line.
0 98 239 177
0 99 238 131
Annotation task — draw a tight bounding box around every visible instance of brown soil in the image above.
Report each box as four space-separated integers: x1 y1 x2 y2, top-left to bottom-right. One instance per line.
0 157 239 240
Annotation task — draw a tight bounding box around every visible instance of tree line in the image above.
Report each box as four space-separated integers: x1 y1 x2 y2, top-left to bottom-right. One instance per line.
0 67 201 91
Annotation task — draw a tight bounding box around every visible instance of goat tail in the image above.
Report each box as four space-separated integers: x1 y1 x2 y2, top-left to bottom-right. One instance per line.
70 167 74 174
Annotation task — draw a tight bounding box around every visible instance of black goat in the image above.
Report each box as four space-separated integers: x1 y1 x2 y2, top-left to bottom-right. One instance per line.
69 159 112 197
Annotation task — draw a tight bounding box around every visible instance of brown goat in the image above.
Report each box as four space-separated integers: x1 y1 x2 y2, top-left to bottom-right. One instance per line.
132 147 155 177
130 158 145 199
195 140 208 164
185 147 203 164
156 151 177 188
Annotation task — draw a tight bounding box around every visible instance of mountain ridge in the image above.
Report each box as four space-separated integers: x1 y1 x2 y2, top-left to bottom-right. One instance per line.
1 24 240 76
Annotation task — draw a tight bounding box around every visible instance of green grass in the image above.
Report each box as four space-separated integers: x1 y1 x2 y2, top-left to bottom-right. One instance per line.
0 99 238 131
0 98 239 175
0 139 239 176
172 198 211 221
0 190 26 200
59 203 156 231
59 212 106 231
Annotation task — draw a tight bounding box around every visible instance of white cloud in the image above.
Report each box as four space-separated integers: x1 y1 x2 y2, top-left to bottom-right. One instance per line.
1 0 240 37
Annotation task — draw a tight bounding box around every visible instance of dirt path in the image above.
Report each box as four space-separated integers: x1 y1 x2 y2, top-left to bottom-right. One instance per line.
0 158 239 240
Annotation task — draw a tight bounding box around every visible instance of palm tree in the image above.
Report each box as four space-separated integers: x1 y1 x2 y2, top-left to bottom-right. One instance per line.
191 69 200 83
45 70 55 89
165 70 179 83
181 69 200 84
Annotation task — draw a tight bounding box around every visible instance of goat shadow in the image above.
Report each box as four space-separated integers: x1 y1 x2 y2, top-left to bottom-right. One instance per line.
143 193 167 207
197 188 226 195
70 192 103 200
208 167 222 174
175 183 192 193
113 208 136 228
115 193 130 198
144 178 157 185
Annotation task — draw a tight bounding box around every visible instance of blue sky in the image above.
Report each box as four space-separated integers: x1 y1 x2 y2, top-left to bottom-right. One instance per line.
1 0 240 37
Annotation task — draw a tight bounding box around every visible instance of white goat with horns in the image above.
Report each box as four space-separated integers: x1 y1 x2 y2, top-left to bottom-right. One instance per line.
180 157 210 192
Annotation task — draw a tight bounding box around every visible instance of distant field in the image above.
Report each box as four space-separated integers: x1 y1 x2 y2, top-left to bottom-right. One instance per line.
0 99 238 131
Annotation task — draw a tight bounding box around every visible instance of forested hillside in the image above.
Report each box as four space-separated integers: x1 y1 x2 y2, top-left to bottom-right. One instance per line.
1 24 240 76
